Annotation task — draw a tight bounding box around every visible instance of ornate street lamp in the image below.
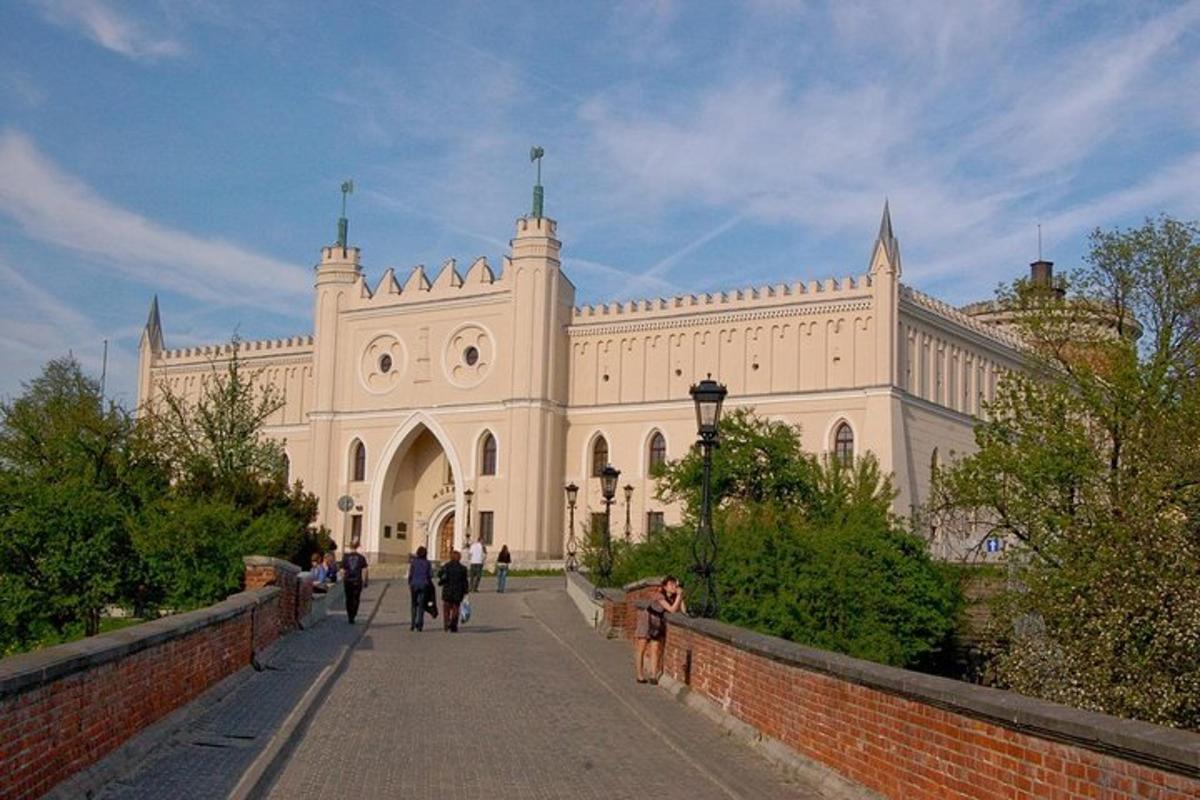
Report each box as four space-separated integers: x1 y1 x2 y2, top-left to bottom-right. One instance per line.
623 484 634 541
463 489 474 550
598 464 621 588
564 483 579 571
689 375 727 617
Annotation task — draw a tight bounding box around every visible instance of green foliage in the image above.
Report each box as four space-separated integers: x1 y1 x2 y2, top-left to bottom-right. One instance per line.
931 216 1200 729
134 343 326 605
617 409 961 670
0 344 331 653
0 358 151 653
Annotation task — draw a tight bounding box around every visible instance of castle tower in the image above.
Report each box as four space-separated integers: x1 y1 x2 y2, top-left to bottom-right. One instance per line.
503 184 575 555
136 295 164 412
309 198 363 525
866 201 904 486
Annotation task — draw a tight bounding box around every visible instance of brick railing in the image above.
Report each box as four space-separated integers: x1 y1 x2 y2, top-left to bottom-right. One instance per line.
591 579 1200 800
0 556 306 800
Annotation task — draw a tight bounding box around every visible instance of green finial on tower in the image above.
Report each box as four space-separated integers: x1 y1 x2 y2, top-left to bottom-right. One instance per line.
529 146 545 218
337 179 354 247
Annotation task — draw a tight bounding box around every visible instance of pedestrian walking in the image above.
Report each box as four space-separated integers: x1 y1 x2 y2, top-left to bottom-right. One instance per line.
495 544 512 593
436 550 470 633
340 542 369 625
634 576 685 684
468 537 487 593
408 546 434 631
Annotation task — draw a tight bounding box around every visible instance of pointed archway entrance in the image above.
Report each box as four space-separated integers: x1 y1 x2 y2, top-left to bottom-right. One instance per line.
367 414 464 563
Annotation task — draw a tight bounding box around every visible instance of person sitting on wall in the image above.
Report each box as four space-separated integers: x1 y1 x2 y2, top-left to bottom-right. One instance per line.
310 552 328 593
323 549 338 583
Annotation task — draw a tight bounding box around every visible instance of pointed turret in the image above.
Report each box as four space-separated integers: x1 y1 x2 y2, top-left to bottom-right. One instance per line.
143 295 164 353
869 200 902 275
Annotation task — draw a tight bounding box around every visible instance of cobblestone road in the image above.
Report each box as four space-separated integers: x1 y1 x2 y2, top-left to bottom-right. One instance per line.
89 583 386 800
263 578 821 800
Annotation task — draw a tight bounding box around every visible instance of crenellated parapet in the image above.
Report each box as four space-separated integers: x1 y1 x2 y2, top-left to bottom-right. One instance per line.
345 254 509 311
900 284 1026 352
156 335 315 364
570 274 874 328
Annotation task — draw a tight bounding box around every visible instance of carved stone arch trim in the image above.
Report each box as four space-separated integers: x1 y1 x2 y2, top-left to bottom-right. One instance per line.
824 416 856 460
474 427 500 478
583 428 612 479
345 434 368 483
366 412 465 562
640 427 669 478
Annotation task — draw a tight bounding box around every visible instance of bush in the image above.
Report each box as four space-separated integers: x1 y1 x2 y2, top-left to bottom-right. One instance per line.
614 504 960 669
132 498 253 610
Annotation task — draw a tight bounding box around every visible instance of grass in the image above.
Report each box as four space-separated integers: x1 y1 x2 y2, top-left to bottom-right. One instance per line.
484 568 563 577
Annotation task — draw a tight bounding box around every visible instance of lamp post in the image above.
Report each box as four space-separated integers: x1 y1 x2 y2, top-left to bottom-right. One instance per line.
690 375 727 618
463 489 474 550
599 464 620 589
623 484 634 541
564 483 579 571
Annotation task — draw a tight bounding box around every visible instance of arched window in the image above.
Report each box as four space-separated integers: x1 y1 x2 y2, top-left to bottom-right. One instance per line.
352 440 366 482
480 432 497 476
280 452 290 482
833 423 854 464
591 435 608 477
648 432 667 472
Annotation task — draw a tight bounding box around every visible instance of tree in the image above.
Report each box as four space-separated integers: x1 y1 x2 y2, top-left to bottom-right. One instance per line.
0 358 157 651
931 216 1200 729
136 341 327 605
614 409 961 670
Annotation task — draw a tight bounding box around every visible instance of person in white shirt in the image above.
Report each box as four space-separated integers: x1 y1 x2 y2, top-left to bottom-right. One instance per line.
468 538 486 593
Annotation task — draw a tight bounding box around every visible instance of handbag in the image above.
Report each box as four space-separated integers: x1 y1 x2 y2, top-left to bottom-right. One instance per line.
424 582 438 617
460 596 472 624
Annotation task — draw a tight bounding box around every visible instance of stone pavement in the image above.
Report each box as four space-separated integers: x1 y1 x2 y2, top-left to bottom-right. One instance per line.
86 582 387 800
262 577 823 800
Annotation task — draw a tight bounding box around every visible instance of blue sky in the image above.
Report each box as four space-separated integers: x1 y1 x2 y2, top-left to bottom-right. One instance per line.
1 1 1199 404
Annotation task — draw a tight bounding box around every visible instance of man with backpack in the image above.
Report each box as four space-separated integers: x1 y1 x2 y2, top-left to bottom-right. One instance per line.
340 541 369 625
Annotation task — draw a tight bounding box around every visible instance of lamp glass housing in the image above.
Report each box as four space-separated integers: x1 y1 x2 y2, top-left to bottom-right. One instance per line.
565 482 579 505
690 377 727 438
600 465 621 500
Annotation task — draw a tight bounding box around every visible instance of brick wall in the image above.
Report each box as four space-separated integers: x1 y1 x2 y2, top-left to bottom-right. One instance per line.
0 556 305 800
599 584 1200 800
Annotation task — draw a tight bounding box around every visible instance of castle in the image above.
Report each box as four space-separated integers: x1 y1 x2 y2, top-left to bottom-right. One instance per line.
137 194 1029 564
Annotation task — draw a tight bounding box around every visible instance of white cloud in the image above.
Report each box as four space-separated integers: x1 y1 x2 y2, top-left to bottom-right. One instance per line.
0 131 309 313
32 0 183 60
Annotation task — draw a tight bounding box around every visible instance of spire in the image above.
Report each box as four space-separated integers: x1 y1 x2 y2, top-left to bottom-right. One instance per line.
143 295 164 353
336 179 354 247
869 199 901 275
529 146 545 218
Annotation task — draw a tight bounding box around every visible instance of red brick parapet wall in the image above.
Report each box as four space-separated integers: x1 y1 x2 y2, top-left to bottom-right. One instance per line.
592 578 1200 800
0 556 305 800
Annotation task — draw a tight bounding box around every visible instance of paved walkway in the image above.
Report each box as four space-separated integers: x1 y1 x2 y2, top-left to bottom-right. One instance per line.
88 583 386 800
262 578 819 799
86 578 826 799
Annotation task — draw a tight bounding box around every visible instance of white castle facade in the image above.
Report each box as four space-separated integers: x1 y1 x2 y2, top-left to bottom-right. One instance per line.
137 202 1028 564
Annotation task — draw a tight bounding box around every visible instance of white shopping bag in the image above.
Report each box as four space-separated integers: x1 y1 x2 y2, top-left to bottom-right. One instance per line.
460 596 472 624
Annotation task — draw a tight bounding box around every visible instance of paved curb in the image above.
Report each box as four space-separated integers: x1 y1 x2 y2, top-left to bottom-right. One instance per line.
227 581 391 800
655 674 882 800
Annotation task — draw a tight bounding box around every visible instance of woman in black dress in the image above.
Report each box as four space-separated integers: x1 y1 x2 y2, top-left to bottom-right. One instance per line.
634 576 685 684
